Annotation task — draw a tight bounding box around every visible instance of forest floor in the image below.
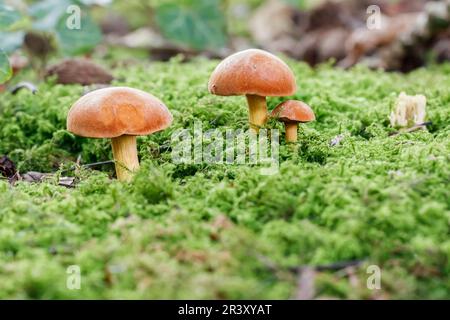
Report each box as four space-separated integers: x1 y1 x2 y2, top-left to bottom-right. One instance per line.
0 58 449 299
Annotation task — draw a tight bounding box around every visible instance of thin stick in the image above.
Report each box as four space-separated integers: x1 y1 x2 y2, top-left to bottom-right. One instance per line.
257 253 366 274
389 121 432 137
83 160 115 168
60 160 115 173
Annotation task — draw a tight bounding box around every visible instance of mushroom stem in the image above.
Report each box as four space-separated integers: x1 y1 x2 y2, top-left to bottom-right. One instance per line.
285 122 298 143
111 135 140 182
246 94 268 133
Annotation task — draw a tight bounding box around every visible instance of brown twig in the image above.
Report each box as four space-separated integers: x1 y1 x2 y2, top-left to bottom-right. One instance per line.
291 259 366 273
257 252 367 274
60 160 115 173
21 171 76 188
389 121 432 137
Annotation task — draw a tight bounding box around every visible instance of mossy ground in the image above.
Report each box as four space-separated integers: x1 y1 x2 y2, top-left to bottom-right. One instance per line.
0 57 449 299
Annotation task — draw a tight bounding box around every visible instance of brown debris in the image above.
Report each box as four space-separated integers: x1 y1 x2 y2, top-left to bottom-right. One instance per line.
0 155 19 184
339 13 419 69
349 1 450 72
211 214 233 230
303 0 370 30
45 58 114 85
433 37 450 62
58 176 76 188
383 0 427 16
412 262 442 277
100 12 130 36
175 250 208 263
293 267 316 300
209 214 233 241
0 159 113 188
249 0 300 53
21 171 46 183
21 171 76 188
23 32 55 59
294 28 349 65
250 0 449 71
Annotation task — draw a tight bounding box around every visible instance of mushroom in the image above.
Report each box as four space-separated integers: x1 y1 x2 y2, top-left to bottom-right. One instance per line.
271 100 315 143
67 87 173 182
208 49 296 133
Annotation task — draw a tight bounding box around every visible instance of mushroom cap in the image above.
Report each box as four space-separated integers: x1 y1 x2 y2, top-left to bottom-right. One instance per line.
271 100 315 123
67 87 173 138
208 49 296 97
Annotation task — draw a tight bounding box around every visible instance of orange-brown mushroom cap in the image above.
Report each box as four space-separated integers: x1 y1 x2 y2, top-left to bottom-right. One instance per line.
67 87 173 138
208 49 296 97
271 100 315 123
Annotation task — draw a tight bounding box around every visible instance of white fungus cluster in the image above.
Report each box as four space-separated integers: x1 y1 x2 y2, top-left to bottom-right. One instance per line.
390 92 426 127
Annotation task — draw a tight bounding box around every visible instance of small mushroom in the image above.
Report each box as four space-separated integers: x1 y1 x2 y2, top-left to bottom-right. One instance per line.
67 87 173 182
208 49 296 133
271 100 315 143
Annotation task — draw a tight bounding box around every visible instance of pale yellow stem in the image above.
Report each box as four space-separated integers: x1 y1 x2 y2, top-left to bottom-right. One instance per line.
285 122 298 143
111 135 139 182
246 94 268 134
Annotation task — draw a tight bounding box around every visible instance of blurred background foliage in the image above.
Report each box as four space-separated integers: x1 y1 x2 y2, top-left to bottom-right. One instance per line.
1 0 449 84
0 0 303 82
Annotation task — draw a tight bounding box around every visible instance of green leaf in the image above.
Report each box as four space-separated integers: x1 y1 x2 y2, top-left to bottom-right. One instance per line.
55 12 102 55
0 3 21 30
0 49 12 84
29 0 72 31
155 0 227 51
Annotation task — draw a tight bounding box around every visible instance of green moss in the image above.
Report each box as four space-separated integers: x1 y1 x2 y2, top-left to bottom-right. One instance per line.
0 58 449 299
